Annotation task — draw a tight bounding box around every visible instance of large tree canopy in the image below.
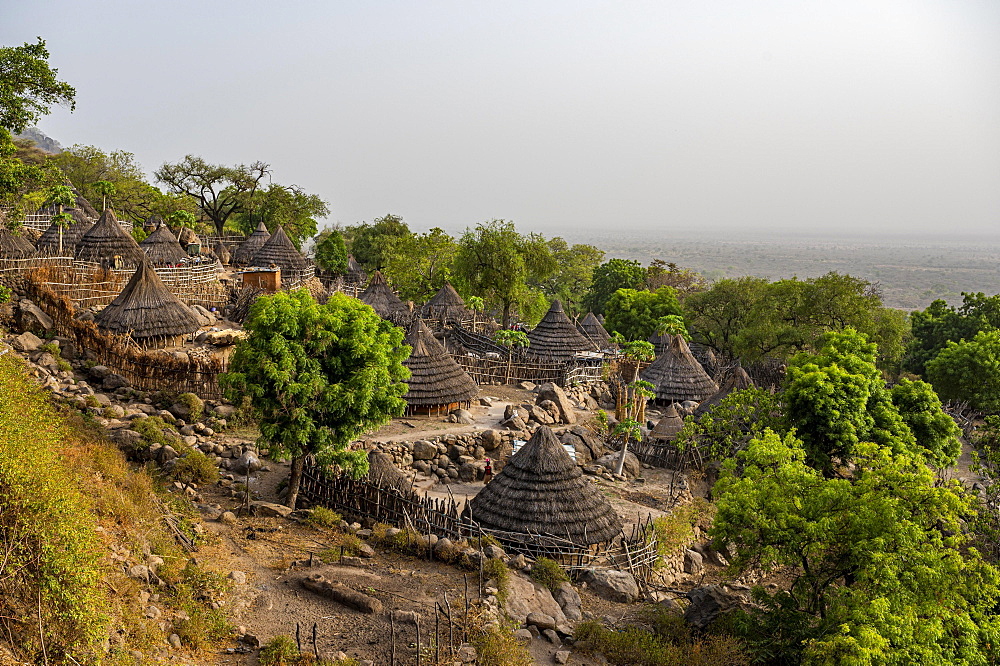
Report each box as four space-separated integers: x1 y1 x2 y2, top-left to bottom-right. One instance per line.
532 237 604 316
905 292 1000 377
231 183 328 248
582 258 647 315
155 156 270 234
0 38 75 134
347 213 412 272
603 287 684 341
382 227 458 303
313 228 348 275
926 329 1000 413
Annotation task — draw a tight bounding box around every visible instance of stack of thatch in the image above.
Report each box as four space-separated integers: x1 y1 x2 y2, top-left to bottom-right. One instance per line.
402 320 479 414
470 426 623 546
360 271 411 325
94 259 201 347
250 224 307 272
650 403 685 441
0 227 36 259
527 300 597 362
139 223 188 265
35 210 94 255
420 283 468 324
640 334 719 403
231 221 271 265
694 366 755 417
577 312 612 349
74 209 145 266
213 241 230 265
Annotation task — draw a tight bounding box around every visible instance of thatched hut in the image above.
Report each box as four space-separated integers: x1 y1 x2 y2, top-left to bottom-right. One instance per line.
420 282 468 325
360 271 411 325
577 312 612 349
0 227 36 259
470 426 622 546
365 450 414 497
527 300 597 362
35 209 93 255
143 214 164 235
345 254 367 285
231 221 270 265
640 334 719 404
94 259 201 348
250 224 308 273
648 332 671 356
694 366 755 417
74 209 145 267
139 223 188 266
213 241 230 266
688 342 719 377
650 403 685 441
402 320 478 415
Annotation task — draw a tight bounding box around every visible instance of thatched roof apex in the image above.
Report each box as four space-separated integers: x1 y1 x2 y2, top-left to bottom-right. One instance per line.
640 334 718 403
35 210 94 255
469 426 622 545
420 282 468 323
0 227 35 259
650 403 685 440
140 223 188 265
577 311 612 349
74 208 144 266
527 300 597 362
94 259 201 341
402 320 478 407
231 221 271 265
213 241 230 265
360 271 411 324
250 224 307 271
694 366 755 417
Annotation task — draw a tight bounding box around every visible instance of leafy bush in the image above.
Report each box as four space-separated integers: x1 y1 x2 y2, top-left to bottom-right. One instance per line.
483 558 510 604
304 506 342 529
319 534 365 560
470 617 532 666
259 635 300 666
529 557 568 592
177 391 204 421
132 415 182 448
0 283 11 304
172 449 220 485
574 618 749 666
649 498 716 562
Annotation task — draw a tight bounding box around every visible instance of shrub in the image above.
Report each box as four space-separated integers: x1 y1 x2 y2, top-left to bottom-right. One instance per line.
173 449 220 485
483 558 510 604
259 635 299 666
470 616 532 666
177 392 204 421
574 618 748 666
41 341 60 355
57 358 72 372
0 283 11 304
304 506 342 529
319 534 365 561
132 416 182 448
530 557 568 592
649 498 716 563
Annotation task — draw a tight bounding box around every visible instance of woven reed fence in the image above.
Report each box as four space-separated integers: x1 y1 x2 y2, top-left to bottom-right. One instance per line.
298 460 659 581
201 232 247 250
617 438 706 472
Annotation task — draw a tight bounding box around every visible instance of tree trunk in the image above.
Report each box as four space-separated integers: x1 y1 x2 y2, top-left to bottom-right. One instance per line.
286 455 305 509
502 301 511 329
615 441 629 476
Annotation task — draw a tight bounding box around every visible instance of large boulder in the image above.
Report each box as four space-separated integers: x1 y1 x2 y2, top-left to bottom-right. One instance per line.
189 304 216 327
595 451 641 479
412 440 438 460
579 569 639 604
552 582 583 621
684 585 744 631
536 383 577 424
16 300 53 335
10 331 43 352
504 573 568 628
480 429 502 451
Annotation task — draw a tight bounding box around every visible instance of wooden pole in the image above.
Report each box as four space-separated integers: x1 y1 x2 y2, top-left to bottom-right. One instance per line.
389 612 395 666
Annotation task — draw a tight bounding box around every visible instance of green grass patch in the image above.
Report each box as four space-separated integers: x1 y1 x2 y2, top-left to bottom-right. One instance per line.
530 557 569 593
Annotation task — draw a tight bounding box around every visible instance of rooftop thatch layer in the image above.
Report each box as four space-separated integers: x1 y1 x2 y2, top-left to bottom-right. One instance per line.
420 282 468 324
470 426 622 545
213 241 230 265
250 224 307 271
231 221 270 265
94 259 201 344
640 334 719 404
143 214 164 232
527 300 597 362
366 450 414 497
139 223 188 265
402 320 478 409
35 210 94 255
694 366 755 417
689 342 719 377
649 332 671 356
360 271 411 325
0 227 36 259
577 311 612 349
74 208 145 266
650 403 685 441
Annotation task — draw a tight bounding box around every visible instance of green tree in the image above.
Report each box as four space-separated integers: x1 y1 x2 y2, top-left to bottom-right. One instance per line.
905 292 1000 376
671 387 783 464
43 184 75 254
453 220 556 328
155 155 270 234
232 183 328 248
603 287 684 341
582 258 646 315
313 228 348 275
532 237 604 315
644 259 706 296
0 38 75 134
90 179 115 212
382 227 458 302
346 214 412 271
219 290 411 509
890 378 961 467
926 330 1000 413
712 430 1000 665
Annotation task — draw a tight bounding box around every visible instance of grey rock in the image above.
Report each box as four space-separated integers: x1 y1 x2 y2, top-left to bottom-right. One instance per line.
536 382 577 424
228 570 247 585
579 569 639 604
102 373 129 390
412 440 437 460
543 628 561 644
10 331 43 352
555 649 571 664
513 628 533 642
527 612 557 631
458 462 477 482
684 585 741 631
553 582 582 621
450 408 475 425
595 451 641 479
167 633 182 649
253 501 294 518
17 299 53 334
683 549 704 574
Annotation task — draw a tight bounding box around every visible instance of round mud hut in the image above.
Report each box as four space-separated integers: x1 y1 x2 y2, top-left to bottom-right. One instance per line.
401 320 479 415
0 226 36 259
577 311 612 349
139 222 188 266
470 425 623 546
527 300 597 362
360 270 412 326
35 209 93 255
74 209 145 267
420 282 468 325
694 366 755 417
94 259 201 348
650 403 685 441
231 221 271 266
640 334 719 404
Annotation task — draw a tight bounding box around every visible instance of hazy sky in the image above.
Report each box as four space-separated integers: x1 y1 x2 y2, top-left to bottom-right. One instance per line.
3 0 999 238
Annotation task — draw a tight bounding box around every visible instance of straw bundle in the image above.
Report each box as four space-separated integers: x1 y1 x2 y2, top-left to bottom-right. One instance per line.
470 426 622 545
694 366 755 417
420 282 468 324
640 334 719 403
139 223 187 265
650 403 685 441
527 300 597 362
360 271 411 325
577 311 612 349
94 259 201 346
35 210 93 255
250 224 307 271
231 221 270 265
402 320 478 411
74 209 145 266
0 227 36 259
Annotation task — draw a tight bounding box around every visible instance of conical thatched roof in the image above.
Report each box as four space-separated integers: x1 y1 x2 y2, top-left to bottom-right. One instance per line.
143 214 164 232
470 426 622 545
640 334 719 403
139 223 188 265
94 259 201 342
649 332 671 356
650 403 685 441
694 366 755 417
360 271 411 324
527 300 597 362
213 241 230 265
74 209 144 266
231 221 270 265
0 227 36 259
402 320 478 408
689 342 719 377
420 282 468 323
250 224 307 271
366 450 414 497
35 210 93 255
577 312 612 349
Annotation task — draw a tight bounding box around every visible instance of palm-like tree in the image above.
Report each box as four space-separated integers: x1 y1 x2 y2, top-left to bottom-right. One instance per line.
44 185 76 255
92 180 116 212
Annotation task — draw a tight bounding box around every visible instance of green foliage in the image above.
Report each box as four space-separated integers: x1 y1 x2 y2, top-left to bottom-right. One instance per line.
177 391 204 421
673 387 783 462
232 182 329 248
0 127 64 225
971 416 1000 561
470 617 533 666
644 259 707 296
890 378 961 467
483 558 511 604
453 219 557 327
346 213 411 271
131 416 182 450
304 506 342 529
259 635 300 666
529 557 568 592
603 287 683 341
220 289 410 507
532 236 605 315
711 430 1000 665
926 329 1000 413
155 155 270 234
493 329 529 349
0 283 11 304
313 228 349 275
905 292 1000 376
172 449 220 485
0 38 76 133
574 614 749 666
654 314 689 339
582 258 647 315
381 227 458 302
